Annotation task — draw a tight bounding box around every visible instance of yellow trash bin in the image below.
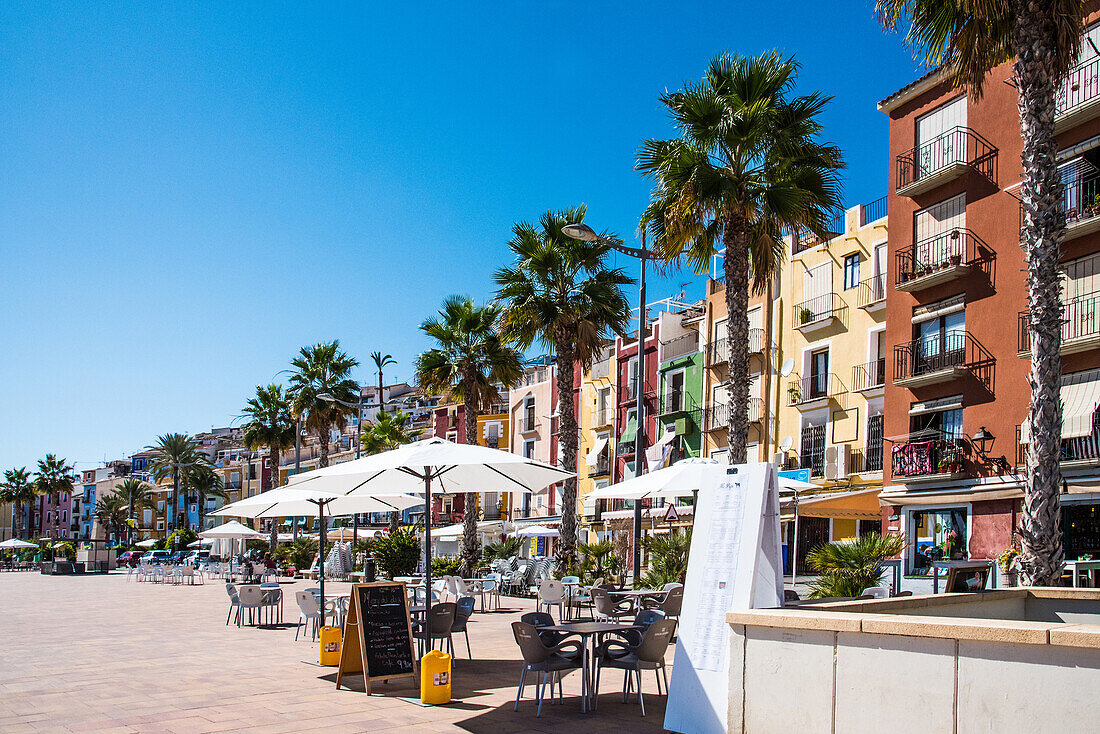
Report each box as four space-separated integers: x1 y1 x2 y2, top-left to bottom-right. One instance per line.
319 626 342 666
420 650 451 704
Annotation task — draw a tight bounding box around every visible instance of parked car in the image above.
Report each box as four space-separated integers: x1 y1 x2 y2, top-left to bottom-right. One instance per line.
140 550 170 564
183 550 210 566
116 551 145 567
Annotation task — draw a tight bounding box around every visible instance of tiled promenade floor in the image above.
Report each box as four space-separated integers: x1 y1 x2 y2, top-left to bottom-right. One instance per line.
0 571 673 733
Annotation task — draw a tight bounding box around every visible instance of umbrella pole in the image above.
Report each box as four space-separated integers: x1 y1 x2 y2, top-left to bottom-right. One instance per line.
790 491 799 591
318 500 326 627
422 467 431 659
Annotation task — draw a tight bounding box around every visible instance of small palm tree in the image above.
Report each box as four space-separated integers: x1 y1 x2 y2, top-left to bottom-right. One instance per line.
94 494 128 543
578 540 616 585
34 455 75 537
483 536 525 564
638 530 692 589
361 410 422 532
242 383 297 491
806 533 908 599
370 351 396 413
0 468 35 539
417 296 523 577
147 433 205 533
114 478 155 546
495 207 634 568
184 466 228 532
288 341 360 469
872 0 1086 590
638 52 843 466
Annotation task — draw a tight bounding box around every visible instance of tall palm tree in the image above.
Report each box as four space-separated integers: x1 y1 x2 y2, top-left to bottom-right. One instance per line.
417 296 523 577
873 0 1085 588
242 384 297 492
34 455 75 538
113 477 155 546
288 341 360 469
637 52 844 468
147 433 204 533
184 465 228 532
0 468 34 539
371 351 396 415
94 494 127 543
495 208 634 568
361 409 422 531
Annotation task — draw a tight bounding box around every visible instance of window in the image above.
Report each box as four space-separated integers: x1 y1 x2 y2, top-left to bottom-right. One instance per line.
843 254 860 290
911 407 963 442
626 357 640 399
596 388 610 424
866 414 884 472
915 96 966 176
524 396 536 431
800 421 827 477
909 507 968 573
915 310 966 374
523 439 535 460
248 463 257 480
156 520 165 531
809 349 829 398
666 370 685 412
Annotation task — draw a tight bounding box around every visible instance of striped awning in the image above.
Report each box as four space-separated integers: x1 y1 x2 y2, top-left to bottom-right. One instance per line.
1021 367 1100 443
585 437 609 468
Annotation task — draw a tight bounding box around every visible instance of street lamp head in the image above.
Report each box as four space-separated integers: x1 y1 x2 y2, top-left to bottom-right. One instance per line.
317 392 335 402
562 222 598 242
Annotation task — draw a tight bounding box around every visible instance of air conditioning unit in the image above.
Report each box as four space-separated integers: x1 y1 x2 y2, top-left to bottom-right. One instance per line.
824 444 849 481
772 451 786 467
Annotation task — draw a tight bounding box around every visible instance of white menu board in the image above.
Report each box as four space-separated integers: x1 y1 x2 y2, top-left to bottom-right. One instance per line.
664 462 782 734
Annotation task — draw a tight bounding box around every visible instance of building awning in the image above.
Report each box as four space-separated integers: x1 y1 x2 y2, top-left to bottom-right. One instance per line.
909 395 964 416
645 426 677 470
619 415 637 445
780 487 882 521
430 520 504 539
585 437 609 468
1021 368 1100 442
879 487 1023 506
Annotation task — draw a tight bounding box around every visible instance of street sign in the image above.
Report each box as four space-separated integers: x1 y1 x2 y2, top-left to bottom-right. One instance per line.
663 503 679 523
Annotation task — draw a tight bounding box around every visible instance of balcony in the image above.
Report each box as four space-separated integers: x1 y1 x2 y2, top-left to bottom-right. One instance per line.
659 333 699 363
705 403 729 432
659 391 698 417
1056 57 1100 133
891 435 968 483
590 358 611 381
1016 424 1100 469
1018 293 1100 357
856 274 887 312
895 127 997 197
593 408 613 428
793 293 847 335
852 358 887 393
893 332 994 390
895 229 992 292
1022 165 1100 243
589 457 611 478
787 373 846 411
708 337 729 366
791 211 845 254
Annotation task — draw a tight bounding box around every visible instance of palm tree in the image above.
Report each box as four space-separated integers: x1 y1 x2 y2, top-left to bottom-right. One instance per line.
370 351 396 416
94 494 128 544
34 455 75 538
147 433 205 533
185 465 228 531
0 468 34 539
242 383 297 492
288 341 360 469
806 533 908 599
872 0 1087 595
495 208 634 568
113 478 155 546
637 52 844 467
417 296 523 577
361 410 422 532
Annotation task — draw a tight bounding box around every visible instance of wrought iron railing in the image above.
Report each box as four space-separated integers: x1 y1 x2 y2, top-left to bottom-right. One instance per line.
895 126 997 191
660 391 699 416
894 229 991 286
748 328 764 354
800 425 826 477
708 337 729 366
860 195 888 225
856 274 887 307
893 331 994 388
787 373 846 406
891 434 967 479
792 212 845 253
866 415 884 472
793 293 846 327
1018 292 1100 353
852 358 887 391
593 408 613 427
1057 57 1100 117
705 403 729 431
1017 419 1100 466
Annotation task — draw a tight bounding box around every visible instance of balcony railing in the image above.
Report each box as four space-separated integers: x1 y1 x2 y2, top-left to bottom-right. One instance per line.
659 333 699 363
747 397 762 423
852 358 887 391
1018 292 1100 355
891 435 967 480
1021 164 1100 242
893 332 994 390
1057 56 1100 120
856 274 887 308
1017 422 1100 467
787 373 846 407
895 126 997 195
793 293 846 330
659 391 699 416
708 337 729 366
593 407 613 427
589 457 611 478
747 328 764 354
705 403 729 431
860 195 888 225
894 229 992 291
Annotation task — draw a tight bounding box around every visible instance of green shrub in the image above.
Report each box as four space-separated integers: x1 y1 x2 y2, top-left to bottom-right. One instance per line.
372 528 420 579
162 528 198 553
638 531 691 589
57 542 77 562
431 555 461 576
275 537 317 571
483 537 524 563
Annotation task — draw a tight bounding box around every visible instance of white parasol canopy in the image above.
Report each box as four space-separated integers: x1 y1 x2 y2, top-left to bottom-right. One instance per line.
211 485 419 519
135 539 157 548
0 538 38 549
199 520 266 539
586 458 814 501
432 520 505 539
513 524 559 538
187 538 215 548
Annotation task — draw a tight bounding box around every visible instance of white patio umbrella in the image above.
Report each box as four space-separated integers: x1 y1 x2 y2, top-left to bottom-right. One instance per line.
212 485 420 624
513 524 559 538
0 538 38 549
135 539 157 548
200 520 266 567
187 538 215 548
286 437 574 652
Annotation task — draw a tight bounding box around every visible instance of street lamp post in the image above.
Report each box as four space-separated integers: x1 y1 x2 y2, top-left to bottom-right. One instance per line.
563 222 651 582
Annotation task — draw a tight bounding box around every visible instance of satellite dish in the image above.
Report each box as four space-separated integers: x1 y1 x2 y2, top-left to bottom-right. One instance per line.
780 436 794 452
780 358 795 377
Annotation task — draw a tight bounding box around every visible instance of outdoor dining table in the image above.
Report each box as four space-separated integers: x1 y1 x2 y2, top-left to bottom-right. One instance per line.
543 621 640 713
1063 559 1100 587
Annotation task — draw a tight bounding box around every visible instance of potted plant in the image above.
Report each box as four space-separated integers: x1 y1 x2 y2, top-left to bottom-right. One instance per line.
949 253 962 266
799 307 815 325
787 384 801 404
997 547 1019 587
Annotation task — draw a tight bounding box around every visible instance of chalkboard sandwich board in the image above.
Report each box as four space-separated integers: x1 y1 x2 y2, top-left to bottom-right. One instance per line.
336 582 417 693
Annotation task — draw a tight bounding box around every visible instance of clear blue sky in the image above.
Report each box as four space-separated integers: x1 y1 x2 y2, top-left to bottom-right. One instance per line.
0 1 926 470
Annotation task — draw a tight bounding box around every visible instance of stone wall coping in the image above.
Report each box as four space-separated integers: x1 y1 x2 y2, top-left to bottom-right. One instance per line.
726 589 1100 648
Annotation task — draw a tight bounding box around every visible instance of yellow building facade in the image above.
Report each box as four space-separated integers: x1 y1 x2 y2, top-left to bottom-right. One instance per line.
577 344 615 544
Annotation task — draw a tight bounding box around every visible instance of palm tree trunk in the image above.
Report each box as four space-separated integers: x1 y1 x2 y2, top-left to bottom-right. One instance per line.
1015 4 1065 586
555 338 580 570
459 375 481 577
173 468 181 533
723 214 751 464
319 419 331 468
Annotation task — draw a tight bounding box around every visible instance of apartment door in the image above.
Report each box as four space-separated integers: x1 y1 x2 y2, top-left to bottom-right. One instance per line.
913 194 966 267
793 517 830 574
800 422 826 476
809 349 829 398
748 373 762 421
1062 252 1100 340
803 262 832 320
915 95 966 176
711 383 729 429
917 312 965 374
873 330 887 386
873 242 888 299
667 370 685 412
748 306 763 351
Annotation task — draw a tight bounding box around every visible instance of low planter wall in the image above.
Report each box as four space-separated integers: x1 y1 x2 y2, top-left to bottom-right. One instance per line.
726 589 1100 734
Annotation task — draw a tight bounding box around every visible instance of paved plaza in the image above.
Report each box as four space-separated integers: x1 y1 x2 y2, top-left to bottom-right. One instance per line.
0 572 673 733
